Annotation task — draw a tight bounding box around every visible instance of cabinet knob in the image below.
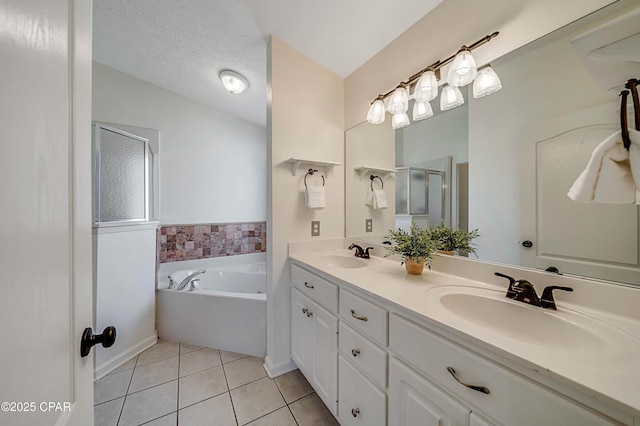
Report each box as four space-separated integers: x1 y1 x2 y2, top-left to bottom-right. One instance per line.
351 408 360 417
304 281 314 289
351 348 360 357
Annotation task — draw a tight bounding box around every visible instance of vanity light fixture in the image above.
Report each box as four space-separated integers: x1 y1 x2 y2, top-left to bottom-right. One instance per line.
473 65 502 98
440 85 465 111
365 31 500 127
219 70 249 94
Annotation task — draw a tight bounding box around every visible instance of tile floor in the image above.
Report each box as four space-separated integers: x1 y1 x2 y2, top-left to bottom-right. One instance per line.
94 339 340 426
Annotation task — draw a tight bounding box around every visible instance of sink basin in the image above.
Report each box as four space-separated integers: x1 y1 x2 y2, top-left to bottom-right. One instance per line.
316 254 368 269
429 286 605 349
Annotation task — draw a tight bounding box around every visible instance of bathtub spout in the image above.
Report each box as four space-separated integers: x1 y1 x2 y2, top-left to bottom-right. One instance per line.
176 270 206 291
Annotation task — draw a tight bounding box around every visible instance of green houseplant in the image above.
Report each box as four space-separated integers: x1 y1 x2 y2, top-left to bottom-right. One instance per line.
427 220 480 256
385 222 437 275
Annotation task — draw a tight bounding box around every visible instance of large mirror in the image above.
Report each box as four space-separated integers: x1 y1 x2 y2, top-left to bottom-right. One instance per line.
345 0 640 286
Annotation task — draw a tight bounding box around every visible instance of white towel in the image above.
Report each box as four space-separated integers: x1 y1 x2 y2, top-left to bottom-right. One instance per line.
305 185 325 209
568 129 640 204
373 189 388 209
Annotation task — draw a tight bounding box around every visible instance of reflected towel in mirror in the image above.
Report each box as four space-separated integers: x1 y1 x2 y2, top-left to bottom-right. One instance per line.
568 129 640 204
305 185 326 209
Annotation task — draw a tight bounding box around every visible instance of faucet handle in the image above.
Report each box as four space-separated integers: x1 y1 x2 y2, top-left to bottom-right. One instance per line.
168 275 176 289
540 286 573 310
362 247 374 259
494 272 517 298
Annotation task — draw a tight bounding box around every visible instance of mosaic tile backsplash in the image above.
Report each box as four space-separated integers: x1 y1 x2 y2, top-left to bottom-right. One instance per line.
159 222 266 263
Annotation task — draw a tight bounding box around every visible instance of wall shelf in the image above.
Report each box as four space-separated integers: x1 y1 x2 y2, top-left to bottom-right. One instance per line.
286 157 342 176
354 166 397 181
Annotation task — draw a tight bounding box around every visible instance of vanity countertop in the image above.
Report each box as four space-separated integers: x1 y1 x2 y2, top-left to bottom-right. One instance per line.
289 247 640 418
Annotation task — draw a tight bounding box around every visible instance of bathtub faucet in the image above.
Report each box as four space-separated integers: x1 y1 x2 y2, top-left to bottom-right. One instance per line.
176 270 206 291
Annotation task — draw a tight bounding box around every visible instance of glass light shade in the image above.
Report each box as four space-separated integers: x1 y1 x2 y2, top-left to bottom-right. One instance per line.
391 112 410 129
387 86 409 114
219 70 248 94
412 99 434 121
447 49 477 87
366 99 386 124
473 66 502 98
414 70 438 102
440 85 464 111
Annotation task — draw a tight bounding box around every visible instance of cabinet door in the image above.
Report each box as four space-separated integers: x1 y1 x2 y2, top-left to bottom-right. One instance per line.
338 355 386 426
471 413 496 426
310 298 339 416
291 289 313 374
389 357 469 426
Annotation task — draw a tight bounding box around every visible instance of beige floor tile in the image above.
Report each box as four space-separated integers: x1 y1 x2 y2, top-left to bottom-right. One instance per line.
179 342 203 354
129 356 179 394
178 393 236 426
119 381 178 426
140 412 176 425
224 356 266 389
178 365 228 409
220 349 248 364
289 393 339 426
246 407 297 426
179 348 221 377
230 377 286 425
94 369 133 405
137 341 180 366
274 369 314 403
93 397 123 426
109 357 137 375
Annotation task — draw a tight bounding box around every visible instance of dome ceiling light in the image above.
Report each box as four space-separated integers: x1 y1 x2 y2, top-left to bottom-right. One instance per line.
219 70 249 94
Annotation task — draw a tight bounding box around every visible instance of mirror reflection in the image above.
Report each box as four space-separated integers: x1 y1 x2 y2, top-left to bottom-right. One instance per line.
345 0 640 286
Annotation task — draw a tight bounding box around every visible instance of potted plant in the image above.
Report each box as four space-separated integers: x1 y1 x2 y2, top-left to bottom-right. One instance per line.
385 222 437 275
427 220 480 256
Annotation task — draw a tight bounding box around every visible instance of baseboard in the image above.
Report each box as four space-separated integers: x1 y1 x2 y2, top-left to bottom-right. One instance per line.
263 356 298 379
94 332 158 381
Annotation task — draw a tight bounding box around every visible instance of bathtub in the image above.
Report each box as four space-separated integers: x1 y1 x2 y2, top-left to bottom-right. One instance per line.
157 254 266 357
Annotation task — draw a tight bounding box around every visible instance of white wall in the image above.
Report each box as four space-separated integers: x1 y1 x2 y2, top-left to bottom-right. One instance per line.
345 121 395 238
265 37 345 376
468 17 616 265
92 62 267 224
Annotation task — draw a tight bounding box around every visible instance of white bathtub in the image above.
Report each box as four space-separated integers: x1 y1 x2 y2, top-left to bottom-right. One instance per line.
157 255 266 357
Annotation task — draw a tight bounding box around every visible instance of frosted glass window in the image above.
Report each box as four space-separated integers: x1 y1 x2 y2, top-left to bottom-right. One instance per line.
409 169 427 214
396 168 409 214
428 173 444 224
96 127 147 222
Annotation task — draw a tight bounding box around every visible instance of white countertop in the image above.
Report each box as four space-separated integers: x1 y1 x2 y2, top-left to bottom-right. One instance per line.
289 247 640 418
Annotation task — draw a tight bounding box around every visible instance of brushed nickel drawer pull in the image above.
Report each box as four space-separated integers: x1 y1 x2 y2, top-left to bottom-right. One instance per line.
351 408 360 417
351 348 360 357
447 367 490 394
350 309 368 321
304 282 314 289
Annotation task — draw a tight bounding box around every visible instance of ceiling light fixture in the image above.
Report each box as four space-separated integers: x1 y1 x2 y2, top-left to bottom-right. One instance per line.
365 31 500 128
219 70 249 94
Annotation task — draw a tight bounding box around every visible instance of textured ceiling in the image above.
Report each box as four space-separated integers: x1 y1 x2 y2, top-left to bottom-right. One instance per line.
93 0 444 127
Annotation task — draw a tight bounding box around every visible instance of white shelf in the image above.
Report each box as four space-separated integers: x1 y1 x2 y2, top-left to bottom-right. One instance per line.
286 157 342 176
354 166 397 181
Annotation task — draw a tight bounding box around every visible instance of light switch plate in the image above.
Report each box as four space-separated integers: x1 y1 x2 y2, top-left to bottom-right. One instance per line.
311 221 320 237
366 219 373 233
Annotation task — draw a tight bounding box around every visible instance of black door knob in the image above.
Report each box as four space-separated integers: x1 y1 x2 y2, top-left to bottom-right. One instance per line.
521 240 533 248
80 326 116 357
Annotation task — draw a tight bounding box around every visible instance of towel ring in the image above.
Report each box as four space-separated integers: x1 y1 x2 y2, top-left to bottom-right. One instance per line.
620 90 631 151
304 168 325 188
370 175 383 190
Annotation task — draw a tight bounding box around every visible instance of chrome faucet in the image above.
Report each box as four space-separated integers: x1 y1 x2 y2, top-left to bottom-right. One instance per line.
348 243 373 259
494 272 573 310
176 270 206 291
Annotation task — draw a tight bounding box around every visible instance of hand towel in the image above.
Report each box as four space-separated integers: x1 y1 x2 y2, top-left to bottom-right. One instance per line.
373 189 388 209
365 189 375 207
568 129 640 204
305 185 326 209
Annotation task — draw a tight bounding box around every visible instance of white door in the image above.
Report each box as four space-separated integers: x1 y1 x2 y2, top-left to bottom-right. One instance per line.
520 102 640 284
0 1 94 425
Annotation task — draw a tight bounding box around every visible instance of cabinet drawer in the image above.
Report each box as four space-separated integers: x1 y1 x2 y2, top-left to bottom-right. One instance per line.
389 314 618 426
339 322 387 388
338 355 386 426
340 289 388 345
291 264 338 312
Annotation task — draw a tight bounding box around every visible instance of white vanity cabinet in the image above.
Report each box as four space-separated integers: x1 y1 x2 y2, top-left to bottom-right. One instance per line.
290 265 339 416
